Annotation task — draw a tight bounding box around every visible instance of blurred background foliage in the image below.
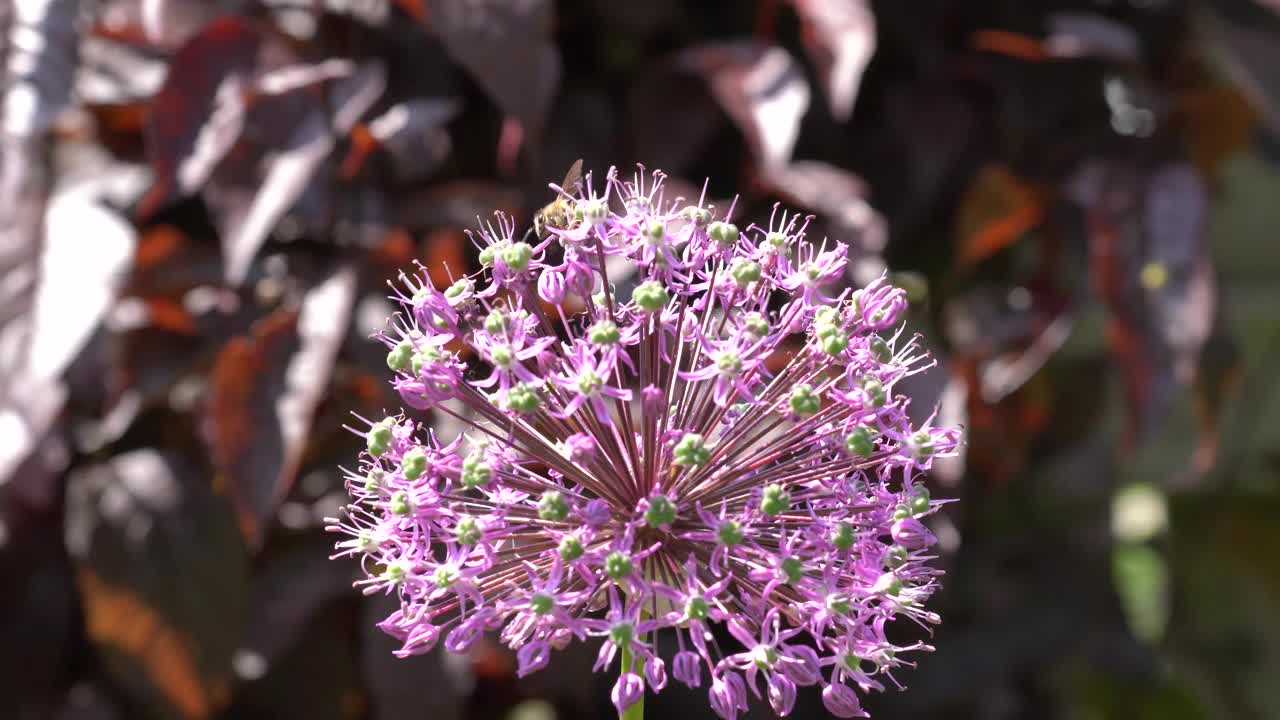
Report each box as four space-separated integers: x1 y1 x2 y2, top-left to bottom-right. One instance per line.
2 0 1280 718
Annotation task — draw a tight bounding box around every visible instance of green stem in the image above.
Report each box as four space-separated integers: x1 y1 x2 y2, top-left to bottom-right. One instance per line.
619 643 645 720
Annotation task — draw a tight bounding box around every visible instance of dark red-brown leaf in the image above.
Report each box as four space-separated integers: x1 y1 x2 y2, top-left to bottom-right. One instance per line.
139 15 261 220
203 266 356 547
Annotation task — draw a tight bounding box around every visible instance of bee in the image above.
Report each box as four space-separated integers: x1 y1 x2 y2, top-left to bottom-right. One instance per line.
531 158 584 241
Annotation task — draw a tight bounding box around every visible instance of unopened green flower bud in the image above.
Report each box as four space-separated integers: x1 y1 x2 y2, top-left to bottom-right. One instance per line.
908 430 935 460
588 320 620 345
715 350 742 376
433 565 459 589
909 486 931 514
384 561 408 584
367 419 394 456
717 519 744 546
789 384 820 415
685 595 709 620
609 621 634 647
869 336 893 363
872 572 902 596
862 378 886 407
538 489 569 521
444 278 472 299
632 281 668 312
686 206 713 228
605 551 633 580
581 199 608 224
761 484 791 516
386 340 413 371
730 258 761 286
884 545 910 569
781 557 805 584
831 521 855 550
501 242 533 271
558 535 584 561
709 221 739 246
826 592 852 615
461 451 491 488
389 490 412 516
400 447 427 480
673 433 711 466
845 426 877 456
645 495 677 527
505 383 541 413
455 515 481 545
763 231 790 256
821 331 849 355
529 592 554 615
743 312 770 337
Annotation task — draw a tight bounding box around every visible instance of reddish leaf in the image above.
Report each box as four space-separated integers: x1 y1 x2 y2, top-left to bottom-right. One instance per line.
790 0 875 121
139 15 261 220
676 42 811 170
1177 85 1257 176
341 98 460 181
969 30 1048 62
427 0 560 138
203 266 356 547
954 164 1045 269
65 448 249 720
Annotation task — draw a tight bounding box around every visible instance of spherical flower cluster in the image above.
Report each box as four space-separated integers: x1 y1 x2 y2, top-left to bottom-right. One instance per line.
328 167 962 719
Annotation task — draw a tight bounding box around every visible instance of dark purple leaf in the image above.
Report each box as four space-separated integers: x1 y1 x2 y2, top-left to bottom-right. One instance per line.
1204 7 1280 132
220 62 385 285
361 98 460 182
65 447 249 720
790 0 875 122
203 265 356 547
428 0 560 138
1044 12 1141 61
361 594 468 720
627 61 725 176
676 42 811 170
240 536 358 665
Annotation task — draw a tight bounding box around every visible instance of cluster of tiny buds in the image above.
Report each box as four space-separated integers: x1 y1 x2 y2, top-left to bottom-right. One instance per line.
328 166 962 719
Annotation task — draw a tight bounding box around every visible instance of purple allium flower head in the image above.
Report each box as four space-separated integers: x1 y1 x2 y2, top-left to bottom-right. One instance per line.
329 166 962 718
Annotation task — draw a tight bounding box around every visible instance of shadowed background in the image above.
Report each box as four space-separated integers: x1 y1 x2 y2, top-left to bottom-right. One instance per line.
2 0 1279 718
